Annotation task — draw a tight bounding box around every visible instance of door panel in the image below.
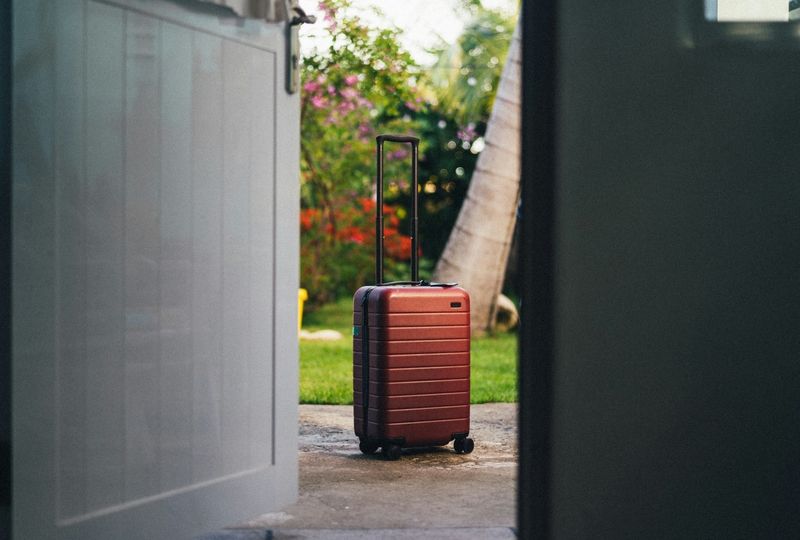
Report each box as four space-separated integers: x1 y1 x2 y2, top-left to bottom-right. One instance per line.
159 21 194 495
12 0 298 538
519 1 800 538
84 1 127 515
190 28 226 485
54 0 90 521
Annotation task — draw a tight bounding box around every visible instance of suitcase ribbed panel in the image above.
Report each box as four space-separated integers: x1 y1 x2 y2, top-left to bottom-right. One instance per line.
359 405 470 424
371 419 470 446
354 352 469 369
354 391 470 409
354 339 470 355
353 337 470 354
354 312 469 327
353 285 471 447
352 365 470 383
354 378 470 396
367 325 469 341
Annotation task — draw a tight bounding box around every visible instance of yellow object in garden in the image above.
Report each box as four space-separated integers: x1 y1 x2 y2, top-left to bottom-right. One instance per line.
298 288 308 333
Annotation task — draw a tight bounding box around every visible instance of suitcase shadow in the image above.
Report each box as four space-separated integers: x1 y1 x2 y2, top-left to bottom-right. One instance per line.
345 445 455 461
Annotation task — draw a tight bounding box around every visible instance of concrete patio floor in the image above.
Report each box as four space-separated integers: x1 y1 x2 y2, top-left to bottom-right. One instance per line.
224 403 518 539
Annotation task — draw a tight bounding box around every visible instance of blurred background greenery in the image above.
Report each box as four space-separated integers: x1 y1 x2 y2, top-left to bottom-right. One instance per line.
298 0 519 403
300 0 517 305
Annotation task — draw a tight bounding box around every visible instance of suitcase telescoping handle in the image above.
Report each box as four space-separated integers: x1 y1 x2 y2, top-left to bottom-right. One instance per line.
375 134 420 284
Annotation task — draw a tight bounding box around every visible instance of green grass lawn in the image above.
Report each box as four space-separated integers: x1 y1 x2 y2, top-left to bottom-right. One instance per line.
300 298 517 404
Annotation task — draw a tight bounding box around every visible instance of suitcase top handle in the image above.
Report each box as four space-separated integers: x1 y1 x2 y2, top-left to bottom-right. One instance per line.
375 134 420 285
376 134 419 144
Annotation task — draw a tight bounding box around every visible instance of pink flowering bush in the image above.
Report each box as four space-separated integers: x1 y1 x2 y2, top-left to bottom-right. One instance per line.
300 0 428 305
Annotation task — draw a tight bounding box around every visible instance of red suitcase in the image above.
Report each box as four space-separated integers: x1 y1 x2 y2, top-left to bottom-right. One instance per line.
353 134 474 460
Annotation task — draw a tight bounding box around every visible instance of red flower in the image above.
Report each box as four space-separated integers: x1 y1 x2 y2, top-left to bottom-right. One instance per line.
360 198 375 213
348 230 365 244
300 208 318 231
302 198 412 264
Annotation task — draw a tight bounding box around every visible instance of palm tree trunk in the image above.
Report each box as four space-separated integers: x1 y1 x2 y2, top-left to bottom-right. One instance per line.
433 20 521 334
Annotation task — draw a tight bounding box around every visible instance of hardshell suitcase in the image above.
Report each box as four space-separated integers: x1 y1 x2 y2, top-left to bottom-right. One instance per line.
353 134 474 460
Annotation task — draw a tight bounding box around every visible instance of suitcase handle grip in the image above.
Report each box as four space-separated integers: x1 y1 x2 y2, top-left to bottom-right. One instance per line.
381 280 458 287
376 134 419 284
376 134 420 144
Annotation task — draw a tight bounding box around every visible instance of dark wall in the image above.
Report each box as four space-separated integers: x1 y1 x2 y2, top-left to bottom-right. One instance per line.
519 1 800 538
1 0 12 537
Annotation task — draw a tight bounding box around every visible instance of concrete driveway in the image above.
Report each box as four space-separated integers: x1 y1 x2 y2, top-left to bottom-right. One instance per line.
232 403 518 539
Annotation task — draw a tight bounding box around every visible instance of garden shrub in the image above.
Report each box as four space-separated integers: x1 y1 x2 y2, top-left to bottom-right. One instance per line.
300 197 415 305
299 0 515 307
299 0 425 306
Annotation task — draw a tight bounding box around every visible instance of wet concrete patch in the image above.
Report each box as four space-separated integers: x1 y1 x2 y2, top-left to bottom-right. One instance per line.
240 404 517 531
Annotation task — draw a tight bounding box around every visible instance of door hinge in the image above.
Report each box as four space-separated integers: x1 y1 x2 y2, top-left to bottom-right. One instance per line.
287 5 316 94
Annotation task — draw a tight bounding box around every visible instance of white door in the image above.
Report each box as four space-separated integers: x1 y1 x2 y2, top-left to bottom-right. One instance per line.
12 1 299 538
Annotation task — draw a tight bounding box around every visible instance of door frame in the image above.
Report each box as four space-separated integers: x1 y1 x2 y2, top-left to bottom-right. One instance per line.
1 0 12 535
517 0 558 538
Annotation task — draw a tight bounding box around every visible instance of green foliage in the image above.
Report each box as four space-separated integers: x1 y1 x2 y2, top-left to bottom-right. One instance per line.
414 115 479 262
427 4 516 127
299 298 517 404
410 3 516 263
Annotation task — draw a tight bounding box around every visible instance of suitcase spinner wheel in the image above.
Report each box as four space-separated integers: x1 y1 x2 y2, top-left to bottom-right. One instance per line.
359 439 379 455
454 437 475 454
382 443 402 461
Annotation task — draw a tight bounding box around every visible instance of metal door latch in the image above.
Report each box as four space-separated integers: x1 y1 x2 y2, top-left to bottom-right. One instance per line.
287 5 316 94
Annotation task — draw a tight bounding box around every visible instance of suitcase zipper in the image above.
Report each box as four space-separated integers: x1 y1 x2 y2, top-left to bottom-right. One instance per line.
379 280 458 287
360 287 376 440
